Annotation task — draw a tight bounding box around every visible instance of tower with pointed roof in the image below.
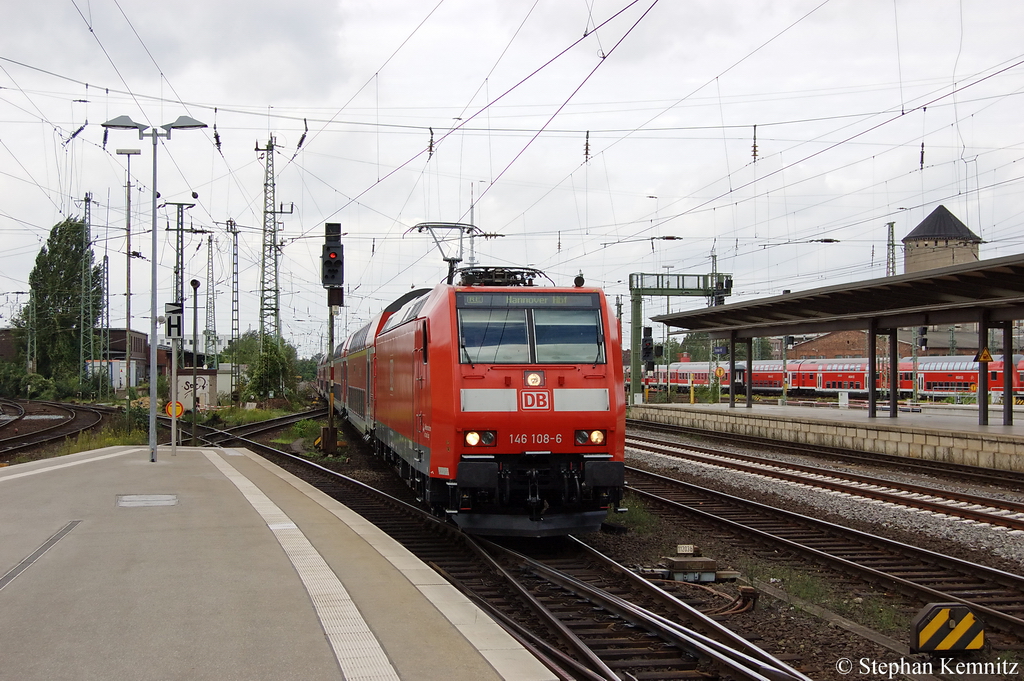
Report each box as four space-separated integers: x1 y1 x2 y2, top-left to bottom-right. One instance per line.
902 205 982 274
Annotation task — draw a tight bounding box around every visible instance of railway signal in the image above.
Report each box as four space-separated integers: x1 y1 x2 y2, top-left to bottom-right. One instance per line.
322 222 344 453
640 326 655 366
322 222 344 287
322 222 344 307
321 245 343 287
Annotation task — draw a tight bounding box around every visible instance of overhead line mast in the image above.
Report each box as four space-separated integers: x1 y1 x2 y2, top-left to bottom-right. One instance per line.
226 219 241 404
80 193 95 386
256 137 293 350
204 235 217 369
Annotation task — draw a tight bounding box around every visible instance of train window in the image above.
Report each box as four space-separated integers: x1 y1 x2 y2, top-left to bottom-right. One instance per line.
992 371 998 380
534 309 604 363
458 309 530 363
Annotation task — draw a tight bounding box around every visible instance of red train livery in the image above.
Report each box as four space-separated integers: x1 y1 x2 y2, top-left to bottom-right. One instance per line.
638 355 1022 399
318 267 626 537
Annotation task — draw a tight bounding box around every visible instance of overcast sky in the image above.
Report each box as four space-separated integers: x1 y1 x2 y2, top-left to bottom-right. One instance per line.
3 0 1024 355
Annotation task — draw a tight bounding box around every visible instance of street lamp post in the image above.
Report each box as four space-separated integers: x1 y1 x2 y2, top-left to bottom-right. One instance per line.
190 278 200 446
102 115 207 463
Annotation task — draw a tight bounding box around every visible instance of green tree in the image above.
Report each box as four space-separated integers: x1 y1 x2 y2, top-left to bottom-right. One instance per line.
245 337 289 400
0 360 26 398
678 331 711 361
295 353 322 382
14 218 103 382
222 331 303 401
675 333 772 362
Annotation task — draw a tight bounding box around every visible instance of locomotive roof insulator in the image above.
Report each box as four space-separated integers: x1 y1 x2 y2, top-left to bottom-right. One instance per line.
455 266 554 287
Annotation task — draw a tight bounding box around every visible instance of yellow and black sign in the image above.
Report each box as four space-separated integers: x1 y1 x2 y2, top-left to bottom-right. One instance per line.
974 347 994 362
911 603 984 653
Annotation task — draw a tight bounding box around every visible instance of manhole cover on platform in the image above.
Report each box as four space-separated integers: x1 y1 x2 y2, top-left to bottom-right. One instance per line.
116 494 178 507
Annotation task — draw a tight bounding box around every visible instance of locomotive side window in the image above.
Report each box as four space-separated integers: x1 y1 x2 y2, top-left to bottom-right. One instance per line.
458 309 530 363
534 309 604 363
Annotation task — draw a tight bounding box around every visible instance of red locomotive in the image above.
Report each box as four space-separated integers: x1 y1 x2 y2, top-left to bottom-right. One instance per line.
319 267 625 536
636 354 1022 400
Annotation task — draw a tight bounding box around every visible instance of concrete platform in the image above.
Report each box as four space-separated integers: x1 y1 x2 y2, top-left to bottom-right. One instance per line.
0 446 556 681
629 401 1024 472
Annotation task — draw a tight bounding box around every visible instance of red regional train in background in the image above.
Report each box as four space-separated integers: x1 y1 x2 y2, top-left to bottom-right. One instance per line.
317 266 626 537
635 354 1023 400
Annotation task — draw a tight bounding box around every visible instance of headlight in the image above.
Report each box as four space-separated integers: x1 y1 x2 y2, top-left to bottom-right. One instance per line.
575 429 606 446
524 371 545 387
465 430 496 447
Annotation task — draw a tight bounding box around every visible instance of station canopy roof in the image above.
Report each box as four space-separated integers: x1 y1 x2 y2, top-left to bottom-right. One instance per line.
652 252 1024 340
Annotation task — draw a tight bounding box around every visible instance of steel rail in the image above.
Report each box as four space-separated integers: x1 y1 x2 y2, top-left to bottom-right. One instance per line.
566 536 810 680
203 424 808 680
627 435 1024 531
626 417 1024 488
489 540 810 681
626 466 1024 639
0 401 105 454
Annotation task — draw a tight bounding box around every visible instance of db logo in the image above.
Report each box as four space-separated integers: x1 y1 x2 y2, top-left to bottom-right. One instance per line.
521 390 550 410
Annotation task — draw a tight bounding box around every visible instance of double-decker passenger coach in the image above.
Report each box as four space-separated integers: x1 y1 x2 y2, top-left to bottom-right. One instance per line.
324 266 625 537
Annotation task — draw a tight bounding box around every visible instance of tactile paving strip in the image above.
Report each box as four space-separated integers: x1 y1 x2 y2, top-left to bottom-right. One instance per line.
205 450 400 681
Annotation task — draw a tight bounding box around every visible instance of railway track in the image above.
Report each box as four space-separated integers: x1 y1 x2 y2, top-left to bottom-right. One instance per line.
624 465 1024 640
0 400 109 459
626 434 1024 532
192 421 810 681
0 399 26 420
626 417 1024 489
158 408 328 446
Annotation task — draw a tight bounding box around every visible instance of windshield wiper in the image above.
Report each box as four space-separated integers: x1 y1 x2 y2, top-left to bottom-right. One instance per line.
460 338 476 369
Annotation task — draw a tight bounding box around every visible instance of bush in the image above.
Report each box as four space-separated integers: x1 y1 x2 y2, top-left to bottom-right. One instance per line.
0 361 26 398
290 419 323 441
21 373 56 400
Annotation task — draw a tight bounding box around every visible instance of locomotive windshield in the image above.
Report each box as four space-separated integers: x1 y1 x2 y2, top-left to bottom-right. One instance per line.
458 304 605 365
534 309 604 362
458 309 530 363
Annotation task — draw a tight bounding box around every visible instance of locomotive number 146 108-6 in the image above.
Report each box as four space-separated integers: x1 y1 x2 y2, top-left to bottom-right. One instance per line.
509 433 563 445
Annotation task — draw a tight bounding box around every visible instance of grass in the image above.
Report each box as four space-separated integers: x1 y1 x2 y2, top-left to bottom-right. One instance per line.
206 406 292 426
22 424 150 462
740 559 910 635
270 418 351 463
832 593 908 633
610 493 662 535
